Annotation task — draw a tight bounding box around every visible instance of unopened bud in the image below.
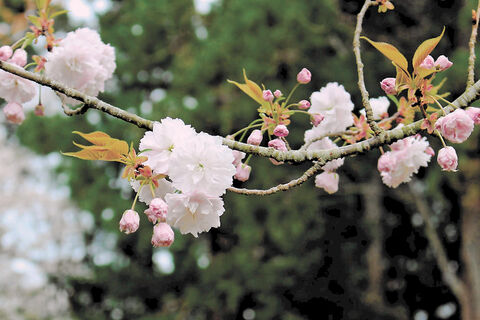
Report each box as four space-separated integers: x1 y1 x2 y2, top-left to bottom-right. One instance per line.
235 163 251 182
119 209 140 234
380 77 397 95
247 129 263 145
273 124 289 137
0 46 13 61
145 198 168 224
3 102 25 124
151 223 174 247
435 55 453 71
297 68 311 84
311 113 324 127
34 104 45 116
274 90 282 98
262 90 274 102
298 100 311 110
9 49 27 67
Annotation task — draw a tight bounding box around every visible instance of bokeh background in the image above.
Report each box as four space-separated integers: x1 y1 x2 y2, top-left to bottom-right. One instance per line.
1 0 480 319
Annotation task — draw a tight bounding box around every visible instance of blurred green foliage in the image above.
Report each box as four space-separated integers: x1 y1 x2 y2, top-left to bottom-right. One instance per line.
10 0 480 319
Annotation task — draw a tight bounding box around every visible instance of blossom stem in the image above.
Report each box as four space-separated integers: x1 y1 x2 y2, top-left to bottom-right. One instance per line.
283 83 300 107
11 37 25 50
436 96 458 110
467 0 480 88
238 123 263 142
244 154 253 165
432 97 447 115
131 182 146 210
149 183 156 198
230 119 263 139
435 129 448 148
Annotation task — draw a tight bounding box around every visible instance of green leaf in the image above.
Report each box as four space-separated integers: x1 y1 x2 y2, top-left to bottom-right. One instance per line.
50 10 68 19
412 27 445 72
28 15 41 28
362 36 409 74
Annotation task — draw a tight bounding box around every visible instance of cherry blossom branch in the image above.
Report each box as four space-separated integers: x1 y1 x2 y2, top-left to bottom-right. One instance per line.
353 0 383 136
467 1 480 88
227 162 324 195
2 60 480 165
407 182 468 300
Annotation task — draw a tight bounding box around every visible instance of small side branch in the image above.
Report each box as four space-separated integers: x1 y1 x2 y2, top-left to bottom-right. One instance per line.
227 162 324 195
407 183 468 300
353 0 383 136
467 1 480 88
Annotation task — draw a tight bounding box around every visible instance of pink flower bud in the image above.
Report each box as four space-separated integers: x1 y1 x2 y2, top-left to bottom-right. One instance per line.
262 90 274 102
273 124 289 137
247 129 263 145
311 113 324 127
435 55 453 71
232 150 246 166
144 198 168 224
435 109 474 143
0 46 13 61
9 49 27 67
274 90 282 98
419 55 435 69
119 209 140 234
380 77 397 95
3 102 25 124
235 163 251 182
268 138 287 151
34 104 45 116
315 172 339 194
466 107 480 125
268 138 287 166
437 146 458 172
425 147 435 157
298 100 311 110
151 223 174 247
297 68 311 84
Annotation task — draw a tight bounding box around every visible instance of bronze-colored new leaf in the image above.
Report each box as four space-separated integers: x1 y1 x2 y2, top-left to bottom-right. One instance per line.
362 36 409 74
63 131 129 162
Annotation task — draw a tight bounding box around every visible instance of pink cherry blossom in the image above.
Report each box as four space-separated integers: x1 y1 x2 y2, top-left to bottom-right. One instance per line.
151 223 174 247
419 55 435 69
235 163 251 182
0 46 12 61
144 197 168 224
119 210 140 234
298 100 311 110
311 113 324 127
247 129 263 145
9 49 27 67
435 109 474 143
273 124 289 137
435 55 453 71
380 77 396 95
232 150 246 166
274 90 282 98
262 90 274 102
3 102 25 124
297 68 311 84
437 146 458 172
315 172 339 194
466 107 480 125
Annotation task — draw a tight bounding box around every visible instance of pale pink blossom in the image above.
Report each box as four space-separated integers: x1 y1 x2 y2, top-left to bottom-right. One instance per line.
435 109 474 143
3 102 24 124
235 163 251 182
437 146 458 172
380 77 396 95
139 117 196 175
0 46 12 61
0 70 36 103
247 129 263 145
315 172 339 194
169 132 236 197
435 55 453 71
297 68 311 84
119 210 140 234
144 197 168 224
274 89 282 98
466 107 480 125
378 135 433 188
273 124 289 137
419 55 435 69
262 90 274 102
298 100 310 110
9 49 27 67
45 28 115 101
165 192 225 237
151 223 174 247
311 113 325 127
368 96 390 120
232 150 246 166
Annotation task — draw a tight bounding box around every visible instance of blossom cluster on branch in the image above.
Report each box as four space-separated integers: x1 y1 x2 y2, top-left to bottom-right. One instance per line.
1 0 480 247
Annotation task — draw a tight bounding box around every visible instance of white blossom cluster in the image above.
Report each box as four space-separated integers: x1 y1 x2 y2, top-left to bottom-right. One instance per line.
135 117 236 237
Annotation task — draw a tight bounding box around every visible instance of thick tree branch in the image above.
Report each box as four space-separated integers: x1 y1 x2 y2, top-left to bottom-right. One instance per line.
467 1 480 88
227 162 324 195
2 61 480 165
353 0 383 135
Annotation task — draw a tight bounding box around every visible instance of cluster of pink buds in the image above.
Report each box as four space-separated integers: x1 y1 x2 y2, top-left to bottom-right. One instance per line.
419 55 453 71
232 149 251 182
119 197 174 247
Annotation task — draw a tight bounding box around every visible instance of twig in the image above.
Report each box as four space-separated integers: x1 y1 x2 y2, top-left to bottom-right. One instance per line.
56 93 89 116
227 162 324 195
467 1 480 88
353 0 383 136
407 182 467 300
